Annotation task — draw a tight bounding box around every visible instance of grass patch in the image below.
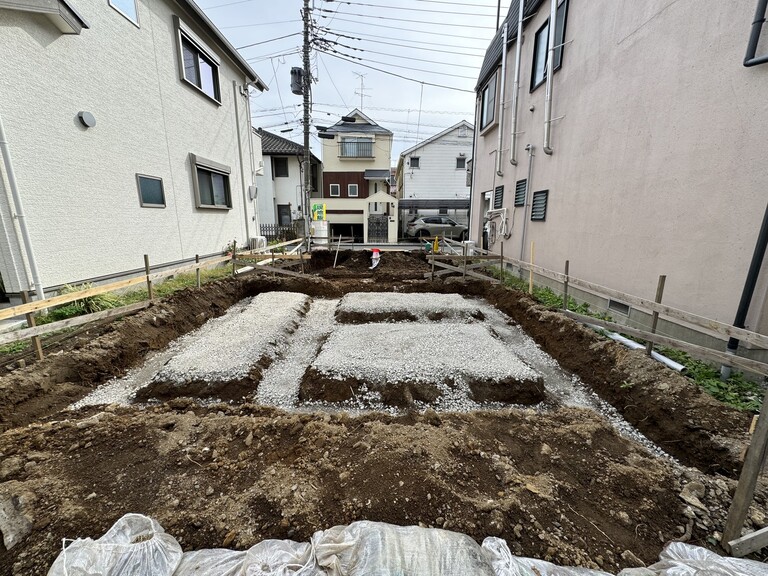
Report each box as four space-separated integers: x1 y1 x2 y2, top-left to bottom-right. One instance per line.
493 267 592 315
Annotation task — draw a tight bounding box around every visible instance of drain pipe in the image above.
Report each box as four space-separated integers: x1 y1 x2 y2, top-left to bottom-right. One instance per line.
720 201 768 380
0 114 45 300
744 0 768 67
542 0 557 155
518 144 534 263
509 0 525 166
587 325 686 373
495 21 509 176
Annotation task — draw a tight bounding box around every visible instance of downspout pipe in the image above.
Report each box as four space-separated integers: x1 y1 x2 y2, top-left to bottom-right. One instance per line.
0 114 45 300
509 0 525 166
233 80 251 243
744 0 768 67
543 0 557 155
495 21 509 177
720 201 768 379
519 144 534 262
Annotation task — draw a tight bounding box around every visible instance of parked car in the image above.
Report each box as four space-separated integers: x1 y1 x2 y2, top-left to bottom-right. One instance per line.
405 216 467 240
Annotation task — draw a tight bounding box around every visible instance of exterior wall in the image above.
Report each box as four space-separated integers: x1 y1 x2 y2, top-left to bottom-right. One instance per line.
323 191 398 243
400 127 472 201
321 133 392 173
322 172 368 199
471 0 768 331
0 0 256 293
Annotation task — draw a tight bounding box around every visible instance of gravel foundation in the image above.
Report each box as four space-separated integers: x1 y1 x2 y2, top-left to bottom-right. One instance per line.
335 292 485 323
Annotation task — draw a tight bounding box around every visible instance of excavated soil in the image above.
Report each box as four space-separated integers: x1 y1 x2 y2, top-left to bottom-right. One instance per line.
0 250 764 575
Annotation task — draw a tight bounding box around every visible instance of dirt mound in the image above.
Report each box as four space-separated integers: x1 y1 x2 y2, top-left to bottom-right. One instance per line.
314 249 429 280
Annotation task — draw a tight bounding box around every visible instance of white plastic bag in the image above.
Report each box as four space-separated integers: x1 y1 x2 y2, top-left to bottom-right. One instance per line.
241 539 317 575
482 536 613 576
617 542 768 576
174 549 246 575
313 520 497 576
47 514 182 576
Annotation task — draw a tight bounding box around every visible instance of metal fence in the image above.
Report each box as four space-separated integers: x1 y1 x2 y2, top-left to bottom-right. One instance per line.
260 223 301 242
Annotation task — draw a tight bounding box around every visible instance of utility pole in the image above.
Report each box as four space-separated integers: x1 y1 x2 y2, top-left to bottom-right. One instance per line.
302 0 312 239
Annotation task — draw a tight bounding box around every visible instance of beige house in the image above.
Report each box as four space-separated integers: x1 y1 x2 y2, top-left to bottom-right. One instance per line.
471 0 768 339
0 0 266 301
319 110 397 243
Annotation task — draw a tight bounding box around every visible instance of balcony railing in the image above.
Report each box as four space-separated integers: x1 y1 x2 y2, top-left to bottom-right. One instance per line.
338 140 373 158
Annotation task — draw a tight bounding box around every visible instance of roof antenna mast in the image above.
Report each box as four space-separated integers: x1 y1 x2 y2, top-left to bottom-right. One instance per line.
353 71 370 110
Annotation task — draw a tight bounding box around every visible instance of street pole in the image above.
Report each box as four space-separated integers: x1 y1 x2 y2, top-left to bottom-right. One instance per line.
302 0 312 243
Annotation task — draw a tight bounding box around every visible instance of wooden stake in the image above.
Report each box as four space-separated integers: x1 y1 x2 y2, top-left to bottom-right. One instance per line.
563 260 570 311
144 254 154 300
231 240 237 277
431 247 435 281
529 242 535 295
299 247 305 274
272 250 275 278
462 242 468 282
20 290 43 361
646 275 667 356
195 255 201 288
500 242 504 282
333 234 342 268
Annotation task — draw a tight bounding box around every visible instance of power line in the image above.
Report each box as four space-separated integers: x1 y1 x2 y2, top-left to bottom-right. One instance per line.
316 26 487 51
318 53 349 109
236 33 301 50
315 15 489 40
411 0 503 7
313 102 470 115
317 47 477 80
246 49 302 63
316 1 498 18
221 19 300 29
316 49 474 93
313 38 481 69
318 10 496 30
270 58 289 123
317 29 485 57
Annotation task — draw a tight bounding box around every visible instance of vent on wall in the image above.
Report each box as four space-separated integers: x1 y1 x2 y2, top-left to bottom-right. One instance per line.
493 185 504 209
514 179 527 207
608 299 631 316
531 190 549 221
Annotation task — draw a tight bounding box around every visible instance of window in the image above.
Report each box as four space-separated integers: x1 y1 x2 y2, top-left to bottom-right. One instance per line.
175 18 221 103
136 174 165 207
109 0 138 25
190 153 232 209
339 137 373 158
410 157 420 169
514 179 527 207
273 157 289 178
329 183 340 197
493 185 504 209
348 184 359 197
480 73 497 129
456 157 466 169
531 190 549 221
531 0 568 91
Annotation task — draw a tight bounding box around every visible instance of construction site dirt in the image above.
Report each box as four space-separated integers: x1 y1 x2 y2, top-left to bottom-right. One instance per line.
0 250 765 575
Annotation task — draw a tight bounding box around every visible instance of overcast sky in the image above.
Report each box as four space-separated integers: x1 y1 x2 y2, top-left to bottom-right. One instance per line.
196 0 512 162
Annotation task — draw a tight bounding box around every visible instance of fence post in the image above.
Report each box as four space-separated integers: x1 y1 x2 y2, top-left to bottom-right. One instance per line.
462 241 468 282
272 250 276 278
562 260 570 311
144 254 154 300
231 240 237 277
529 242 535 295
195 255 201 288
20 290 43 361
299 247 305 274
500 241 504 282
431 246 435 281
646 274 667 356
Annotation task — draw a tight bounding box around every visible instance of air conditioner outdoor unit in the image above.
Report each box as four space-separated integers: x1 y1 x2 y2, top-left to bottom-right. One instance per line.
250 236 267 250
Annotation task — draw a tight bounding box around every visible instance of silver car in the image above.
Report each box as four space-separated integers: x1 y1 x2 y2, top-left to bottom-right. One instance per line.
405 216 467 240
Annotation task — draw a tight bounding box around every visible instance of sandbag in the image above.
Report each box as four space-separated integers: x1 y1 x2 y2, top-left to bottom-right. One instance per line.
241 539 317 575
618 542 768 576
482 536 613 576
174 549 246 575
47 513 182 576
313 520 497 576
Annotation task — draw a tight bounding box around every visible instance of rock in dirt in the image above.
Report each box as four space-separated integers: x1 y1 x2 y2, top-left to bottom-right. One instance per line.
620 549 646 568
0 457 23 481
679 482 708 512
0 493 34 550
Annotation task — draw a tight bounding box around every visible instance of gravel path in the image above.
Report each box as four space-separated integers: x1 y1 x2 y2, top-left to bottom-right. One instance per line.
256 298 339 407
336 292 483 320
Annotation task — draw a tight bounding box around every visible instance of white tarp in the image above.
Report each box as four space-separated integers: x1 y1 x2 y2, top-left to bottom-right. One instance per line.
47 514 768 576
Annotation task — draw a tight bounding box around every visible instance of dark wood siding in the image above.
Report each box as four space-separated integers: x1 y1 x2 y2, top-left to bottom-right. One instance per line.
323 172 368 199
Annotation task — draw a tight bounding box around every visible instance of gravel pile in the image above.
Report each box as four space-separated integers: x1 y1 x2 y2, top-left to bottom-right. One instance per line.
310 323 541 385
336 292 484 321
152 292 308 384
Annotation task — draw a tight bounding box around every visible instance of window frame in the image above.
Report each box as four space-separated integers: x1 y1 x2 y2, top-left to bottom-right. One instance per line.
479 72 497 130
348 183 359 197
190 153 232 210
273 157 289 178
530 0 568 92
456 157 466 170
493 185 504 209
329 183 340 197
109 0 139 26
514 179 527 207
136 174 166 208
531 189 549 221
410 156 420 169
174 17 222 105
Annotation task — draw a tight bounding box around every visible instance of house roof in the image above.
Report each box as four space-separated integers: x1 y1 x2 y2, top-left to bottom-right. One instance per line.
399 121 475 158
325 108 393 135
257 129 320 164
475 0 545 91
178 0 267 91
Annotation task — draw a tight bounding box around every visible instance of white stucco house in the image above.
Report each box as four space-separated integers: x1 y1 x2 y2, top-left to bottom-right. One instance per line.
396 120 473 233
254 128 321 229
0 0 267 302
471 0 768 344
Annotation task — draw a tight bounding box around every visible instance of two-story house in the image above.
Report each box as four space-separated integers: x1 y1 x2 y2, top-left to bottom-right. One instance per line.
396 120 473 235
319 110 398 243
0 0 266 302
255 128 321 229
471 0 768 343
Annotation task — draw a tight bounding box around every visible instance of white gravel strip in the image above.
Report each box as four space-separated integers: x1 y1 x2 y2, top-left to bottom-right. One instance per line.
310 323 541 385
256 298 339 406
154 292 309 384
337 292 483 321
